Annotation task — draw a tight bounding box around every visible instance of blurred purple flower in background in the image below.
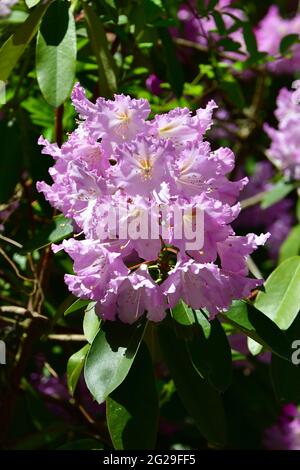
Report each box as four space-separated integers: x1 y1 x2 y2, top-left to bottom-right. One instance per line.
264 87 300 179
177 0 244 46
30 354 103 422
255 5 300 74
264 404 300 450
175 2 300 76
146 74 163 96
0 0 18 17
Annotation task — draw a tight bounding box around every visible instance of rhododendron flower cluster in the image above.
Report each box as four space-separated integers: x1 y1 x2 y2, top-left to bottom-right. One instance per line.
264 86 300 179
0 0 18 17
37 83 268 324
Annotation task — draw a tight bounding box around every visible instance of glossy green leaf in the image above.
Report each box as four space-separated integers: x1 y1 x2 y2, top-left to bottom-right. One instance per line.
247 337 263 356
247 305 290 359
255 256 300 330
84 320 146 404
171 300 194 326
158 323 227 447
106 343 158 450
194 310 211 339
187 317 232 392
82 2 117 98
67 344 90 395
23 214 73 252
0 0 52 81
224 301 290 360
261 182 294 209
25 0 41 8
36 1 77 107
224 300 254 332
83 304 101 344
64 299 92 317
279 225 300 263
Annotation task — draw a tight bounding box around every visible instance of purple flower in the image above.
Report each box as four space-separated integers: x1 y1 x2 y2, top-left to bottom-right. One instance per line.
264 87 300 179
38 83 268 324
177 1 244 47
255 5 300 74
264 404 300 450
31 357 104 422
176 3 300 76
146 74 163 96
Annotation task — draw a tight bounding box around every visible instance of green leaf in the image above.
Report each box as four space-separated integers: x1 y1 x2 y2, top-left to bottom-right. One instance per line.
207 0 218 10
271 355 300 402
212 11 226 35
242 22 258 56
83 304 101 344
106 343 158 450
224 301 290 360
0 0 52 81
193 310 211 339
271 313 300 401
218 37 241 52
36 1 77 107
279 225 300 263
187 317 232 392
23 214 73 252
197 0 206 14
64 299 91 317
279 34 299 55
25 0 41 8
224 300 255 332
171 300 194 326
157 27 184 97
220 76 245 109
67 344 90 395
247 304 290 360
247 337 263 356
82 2 117 98
58 439 103 450
255 256 300 330
158 322 227 447
0 11 28 25
261 182 294 209
84 320 147 404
